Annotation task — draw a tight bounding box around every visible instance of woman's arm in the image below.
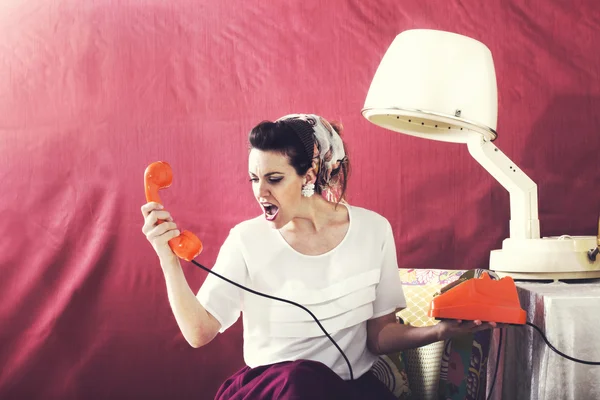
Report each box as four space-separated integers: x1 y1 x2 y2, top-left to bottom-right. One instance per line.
366 312 496 355
142 202 221 348
161 257 221 348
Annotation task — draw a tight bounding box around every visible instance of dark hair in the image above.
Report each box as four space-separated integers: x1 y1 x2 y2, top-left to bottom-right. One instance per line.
248 119 350 203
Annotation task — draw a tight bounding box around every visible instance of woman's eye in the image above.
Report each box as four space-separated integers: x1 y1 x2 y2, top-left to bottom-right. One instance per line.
248 177 282 183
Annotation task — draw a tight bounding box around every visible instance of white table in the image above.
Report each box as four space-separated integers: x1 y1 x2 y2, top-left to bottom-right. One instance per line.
487 280 600 400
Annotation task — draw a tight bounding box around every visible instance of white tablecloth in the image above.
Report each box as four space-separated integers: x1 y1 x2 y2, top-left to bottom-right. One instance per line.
487 280 600 400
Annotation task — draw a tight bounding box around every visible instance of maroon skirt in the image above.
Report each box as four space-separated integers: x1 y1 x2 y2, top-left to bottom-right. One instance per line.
215 360 396 400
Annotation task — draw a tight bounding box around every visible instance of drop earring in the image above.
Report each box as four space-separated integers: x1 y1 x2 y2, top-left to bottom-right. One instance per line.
301 183 315 197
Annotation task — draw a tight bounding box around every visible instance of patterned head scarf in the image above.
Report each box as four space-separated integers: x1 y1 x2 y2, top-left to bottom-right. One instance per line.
276 113 346 184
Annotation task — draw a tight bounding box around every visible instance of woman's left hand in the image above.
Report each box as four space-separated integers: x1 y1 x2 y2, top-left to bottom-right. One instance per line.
435 319 502 341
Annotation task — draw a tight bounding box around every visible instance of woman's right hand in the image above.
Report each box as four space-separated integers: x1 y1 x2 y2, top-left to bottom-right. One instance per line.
141 202 181 265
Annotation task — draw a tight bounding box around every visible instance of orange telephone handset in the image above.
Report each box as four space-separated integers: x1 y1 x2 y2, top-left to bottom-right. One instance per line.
144 161 203 261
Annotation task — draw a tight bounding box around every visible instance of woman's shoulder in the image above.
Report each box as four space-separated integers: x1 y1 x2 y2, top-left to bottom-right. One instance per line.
228 216 273 242
231 215 268 232
347 204 392 229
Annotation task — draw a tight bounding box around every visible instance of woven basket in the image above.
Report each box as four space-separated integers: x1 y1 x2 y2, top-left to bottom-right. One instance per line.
403 340 445 400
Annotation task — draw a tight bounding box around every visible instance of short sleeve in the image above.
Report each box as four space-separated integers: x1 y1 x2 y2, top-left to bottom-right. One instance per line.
371 220 407 318
196 228 247 333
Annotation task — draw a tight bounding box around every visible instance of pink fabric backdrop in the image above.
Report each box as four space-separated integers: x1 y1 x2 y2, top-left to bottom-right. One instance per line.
1 0 598 398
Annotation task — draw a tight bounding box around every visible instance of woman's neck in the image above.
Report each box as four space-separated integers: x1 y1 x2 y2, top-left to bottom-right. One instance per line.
283 196 347 234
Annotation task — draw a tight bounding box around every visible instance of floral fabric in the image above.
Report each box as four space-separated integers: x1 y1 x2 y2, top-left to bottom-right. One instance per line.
388 269 492 400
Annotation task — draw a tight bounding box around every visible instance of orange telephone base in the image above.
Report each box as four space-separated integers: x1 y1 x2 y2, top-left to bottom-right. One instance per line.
428 272 527 325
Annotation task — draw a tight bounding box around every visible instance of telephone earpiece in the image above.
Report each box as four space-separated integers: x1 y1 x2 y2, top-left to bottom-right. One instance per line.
144 161 203 261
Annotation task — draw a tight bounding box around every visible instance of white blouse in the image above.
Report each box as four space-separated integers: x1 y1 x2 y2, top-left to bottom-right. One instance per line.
197 204 406 380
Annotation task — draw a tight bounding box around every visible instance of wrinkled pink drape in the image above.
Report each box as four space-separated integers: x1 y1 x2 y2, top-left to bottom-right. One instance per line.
1 1 598 398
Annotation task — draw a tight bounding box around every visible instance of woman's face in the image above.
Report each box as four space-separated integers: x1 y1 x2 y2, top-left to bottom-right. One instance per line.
248 149 308 229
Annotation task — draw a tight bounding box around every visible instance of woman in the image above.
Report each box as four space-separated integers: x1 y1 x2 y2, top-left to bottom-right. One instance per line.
141 114 496 399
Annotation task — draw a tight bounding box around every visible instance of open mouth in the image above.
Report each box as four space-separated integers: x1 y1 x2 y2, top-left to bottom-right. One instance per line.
261 203 279 221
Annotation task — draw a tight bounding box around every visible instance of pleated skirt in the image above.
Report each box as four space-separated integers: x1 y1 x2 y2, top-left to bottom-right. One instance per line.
215 359 396 400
